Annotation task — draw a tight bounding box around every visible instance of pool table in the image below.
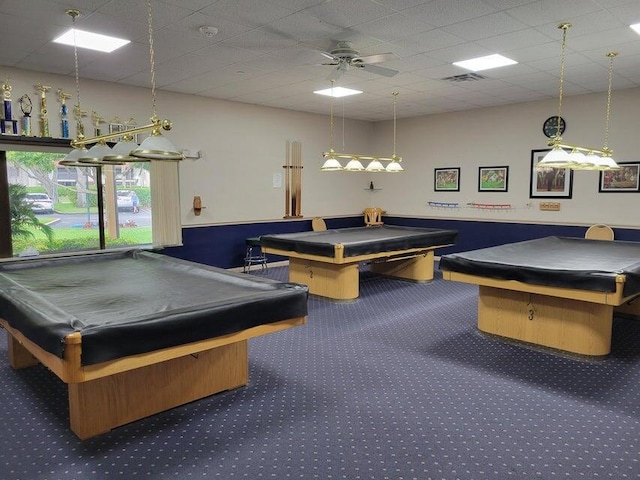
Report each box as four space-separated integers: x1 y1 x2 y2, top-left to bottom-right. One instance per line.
260 225 458 300
439 236 640 356
0 250 308 439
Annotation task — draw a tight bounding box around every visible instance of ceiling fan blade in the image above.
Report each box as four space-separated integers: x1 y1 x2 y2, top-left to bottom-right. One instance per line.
358 52 396 64
319 51 338 61
359 63 399 77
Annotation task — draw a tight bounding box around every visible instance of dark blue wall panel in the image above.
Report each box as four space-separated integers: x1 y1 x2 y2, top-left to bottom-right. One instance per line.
163 216 362 268
163 216 640 268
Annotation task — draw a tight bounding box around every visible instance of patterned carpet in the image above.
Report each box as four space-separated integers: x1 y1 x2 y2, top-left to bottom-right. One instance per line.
1 264 639 479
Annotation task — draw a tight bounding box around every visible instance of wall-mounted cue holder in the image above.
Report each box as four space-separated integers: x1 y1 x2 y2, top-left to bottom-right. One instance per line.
539 202 561 211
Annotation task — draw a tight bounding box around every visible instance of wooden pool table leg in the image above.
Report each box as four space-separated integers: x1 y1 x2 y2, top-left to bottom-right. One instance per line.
478 286 613 356
288 258 359 300
6 333 40 369
370 251 434 282
68 340 249 440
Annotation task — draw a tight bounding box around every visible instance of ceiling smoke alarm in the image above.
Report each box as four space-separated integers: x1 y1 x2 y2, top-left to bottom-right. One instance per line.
199 26 218 38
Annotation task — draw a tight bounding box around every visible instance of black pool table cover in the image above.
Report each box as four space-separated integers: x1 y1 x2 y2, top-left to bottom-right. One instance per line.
0 250 308 365
439 236 640 296
260 225 458 258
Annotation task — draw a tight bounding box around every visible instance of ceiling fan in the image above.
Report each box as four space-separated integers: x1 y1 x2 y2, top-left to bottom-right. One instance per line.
318 41 399 81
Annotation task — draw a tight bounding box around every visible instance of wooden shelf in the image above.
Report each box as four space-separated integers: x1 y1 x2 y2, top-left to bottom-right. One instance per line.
0 134 71 148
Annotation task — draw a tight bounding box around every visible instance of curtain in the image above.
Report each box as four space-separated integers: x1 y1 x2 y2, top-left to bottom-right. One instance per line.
150 160 182 247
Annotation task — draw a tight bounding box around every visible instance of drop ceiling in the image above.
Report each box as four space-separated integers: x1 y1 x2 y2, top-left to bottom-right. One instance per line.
1 0 640 121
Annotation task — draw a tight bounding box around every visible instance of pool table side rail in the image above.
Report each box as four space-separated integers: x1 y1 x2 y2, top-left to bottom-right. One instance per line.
259 226 458 260
1 316 306 384
262 243 453 265
441 270 632 306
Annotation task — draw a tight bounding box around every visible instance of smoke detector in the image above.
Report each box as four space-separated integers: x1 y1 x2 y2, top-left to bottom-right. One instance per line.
199 25 218 38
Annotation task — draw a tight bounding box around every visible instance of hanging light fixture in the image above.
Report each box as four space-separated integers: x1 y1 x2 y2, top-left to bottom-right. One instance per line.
59 9 90 168
537 23 576 169
341 98 364 171
320 81 342 171
62 1 182 164
537 24 620 171
130 0 182 160
593 52 620 171
321 90 404 173
385 91 403 172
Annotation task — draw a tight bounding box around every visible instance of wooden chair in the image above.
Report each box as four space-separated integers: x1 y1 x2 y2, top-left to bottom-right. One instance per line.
585 224 614 241
363 207 384 226
312 217 327 231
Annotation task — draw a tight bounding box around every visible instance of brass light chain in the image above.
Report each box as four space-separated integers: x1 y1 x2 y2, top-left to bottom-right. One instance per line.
602 52 618 152
66 9 84 138
555 23 571 140
329 80 335 151
392 91 398 156
146 0 158 123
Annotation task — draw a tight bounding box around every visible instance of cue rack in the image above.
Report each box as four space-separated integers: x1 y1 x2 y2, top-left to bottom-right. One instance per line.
284 140 303 218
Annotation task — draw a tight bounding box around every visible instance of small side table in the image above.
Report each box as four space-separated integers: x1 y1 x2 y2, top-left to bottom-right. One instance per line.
244 237 267 273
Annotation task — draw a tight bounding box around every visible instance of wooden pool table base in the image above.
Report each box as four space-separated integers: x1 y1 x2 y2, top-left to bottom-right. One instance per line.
443 271 640 356
2 316 305 440
478 286 613 356
287 251 436 301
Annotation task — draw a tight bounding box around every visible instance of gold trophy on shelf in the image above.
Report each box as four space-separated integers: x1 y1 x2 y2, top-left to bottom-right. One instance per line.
57 88 72 138
124 117 138 142
74 104 87 139
35 82 52 137
91 111 105 136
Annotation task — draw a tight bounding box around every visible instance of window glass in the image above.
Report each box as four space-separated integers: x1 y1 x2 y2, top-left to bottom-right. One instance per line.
6 150 152 257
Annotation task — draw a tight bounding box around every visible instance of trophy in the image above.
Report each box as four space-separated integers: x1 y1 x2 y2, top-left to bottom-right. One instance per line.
124 117 138 142
1 78 18 135
19 94 33 136
91 111 105 136
35 83 51 137
57 88 72 138
73 104 87 139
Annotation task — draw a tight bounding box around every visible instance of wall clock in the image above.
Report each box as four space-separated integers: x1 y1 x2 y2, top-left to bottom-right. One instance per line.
543 116 566 138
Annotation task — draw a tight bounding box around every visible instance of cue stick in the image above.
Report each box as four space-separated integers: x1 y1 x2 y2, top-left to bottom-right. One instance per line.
295 141 302 216
284 140 290 217
291 141 296 216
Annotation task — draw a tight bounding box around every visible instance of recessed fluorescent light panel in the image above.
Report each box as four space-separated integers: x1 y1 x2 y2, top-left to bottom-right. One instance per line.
54 29 130 53
453 54 517 72
631 23 640 35
314 86 363 98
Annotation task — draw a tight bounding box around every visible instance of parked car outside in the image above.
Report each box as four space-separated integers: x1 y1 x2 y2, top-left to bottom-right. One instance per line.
117 190 138 212
25 192 54 214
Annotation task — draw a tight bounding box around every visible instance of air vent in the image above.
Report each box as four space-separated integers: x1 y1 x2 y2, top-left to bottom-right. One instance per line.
442 73 487 82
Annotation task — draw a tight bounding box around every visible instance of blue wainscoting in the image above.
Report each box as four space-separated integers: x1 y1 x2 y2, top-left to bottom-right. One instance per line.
162 216 362 268
383 217 640 256
162 216 640 269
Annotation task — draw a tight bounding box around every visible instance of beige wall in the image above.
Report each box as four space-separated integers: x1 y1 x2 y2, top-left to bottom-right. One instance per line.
3 66 639 229
371 87 640 228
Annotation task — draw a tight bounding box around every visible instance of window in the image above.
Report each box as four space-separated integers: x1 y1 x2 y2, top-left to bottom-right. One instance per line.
3 145 153 258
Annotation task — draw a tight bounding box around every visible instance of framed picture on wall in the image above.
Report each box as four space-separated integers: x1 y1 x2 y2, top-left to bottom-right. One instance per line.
434 167 460 192
529 149 573 198
598 162 640 192
478 166 509 192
